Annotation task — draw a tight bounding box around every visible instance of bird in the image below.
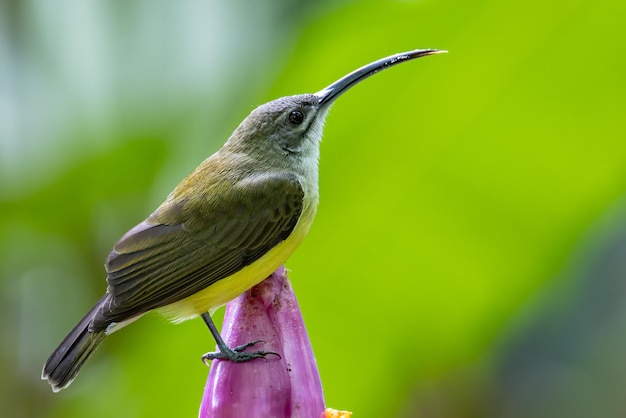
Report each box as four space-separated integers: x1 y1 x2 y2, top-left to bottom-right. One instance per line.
42 48 445 392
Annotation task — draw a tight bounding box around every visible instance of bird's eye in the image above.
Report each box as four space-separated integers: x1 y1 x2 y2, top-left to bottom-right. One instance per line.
288 110 304 125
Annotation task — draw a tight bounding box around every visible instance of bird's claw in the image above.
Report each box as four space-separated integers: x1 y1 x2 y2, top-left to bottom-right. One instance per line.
201 340 281 366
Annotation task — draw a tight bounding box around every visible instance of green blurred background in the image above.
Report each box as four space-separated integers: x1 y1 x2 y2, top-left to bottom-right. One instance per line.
2 0 625 417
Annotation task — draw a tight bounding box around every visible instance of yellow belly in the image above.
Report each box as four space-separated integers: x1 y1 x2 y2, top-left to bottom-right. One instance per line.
158 203 316 322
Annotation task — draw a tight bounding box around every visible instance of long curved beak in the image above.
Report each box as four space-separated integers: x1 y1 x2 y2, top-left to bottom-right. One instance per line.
315 49 446 107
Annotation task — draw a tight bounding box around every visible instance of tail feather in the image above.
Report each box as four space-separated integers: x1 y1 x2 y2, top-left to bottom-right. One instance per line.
42 296 107 392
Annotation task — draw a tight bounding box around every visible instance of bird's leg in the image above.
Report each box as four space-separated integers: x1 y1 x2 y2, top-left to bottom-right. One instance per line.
200 312 280 365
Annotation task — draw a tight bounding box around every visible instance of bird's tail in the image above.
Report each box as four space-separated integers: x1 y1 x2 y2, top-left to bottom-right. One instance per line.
42 295 107 392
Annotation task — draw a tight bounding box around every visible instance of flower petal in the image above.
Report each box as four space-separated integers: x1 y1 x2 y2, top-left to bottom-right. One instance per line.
199 266 325 418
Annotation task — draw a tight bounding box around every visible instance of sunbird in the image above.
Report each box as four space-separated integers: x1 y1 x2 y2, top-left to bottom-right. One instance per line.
42 49 445 392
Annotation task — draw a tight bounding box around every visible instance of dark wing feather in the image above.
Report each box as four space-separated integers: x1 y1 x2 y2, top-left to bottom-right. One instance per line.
92 173 304 329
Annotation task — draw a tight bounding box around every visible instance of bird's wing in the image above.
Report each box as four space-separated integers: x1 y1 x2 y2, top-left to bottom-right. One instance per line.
93 173 304 328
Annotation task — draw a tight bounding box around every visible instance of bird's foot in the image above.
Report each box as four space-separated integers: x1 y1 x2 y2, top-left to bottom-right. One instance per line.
201 340 281 366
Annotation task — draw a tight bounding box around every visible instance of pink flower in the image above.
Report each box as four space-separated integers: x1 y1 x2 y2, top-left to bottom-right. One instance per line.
200 266 351 418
